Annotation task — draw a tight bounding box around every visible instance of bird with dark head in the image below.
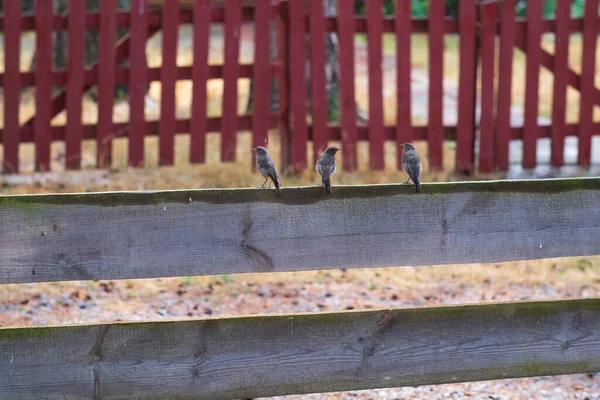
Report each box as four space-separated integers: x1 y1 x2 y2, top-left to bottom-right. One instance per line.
252 146 281 196
400 143 422 193
316 146 340 195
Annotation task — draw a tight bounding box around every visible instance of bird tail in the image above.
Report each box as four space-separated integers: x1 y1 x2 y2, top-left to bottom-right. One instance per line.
274 180 281 197
414 179 421 193
324 178 331 195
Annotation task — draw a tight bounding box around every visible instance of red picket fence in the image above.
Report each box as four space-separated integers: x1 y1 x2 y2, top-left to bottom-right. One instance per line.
0 0 599 175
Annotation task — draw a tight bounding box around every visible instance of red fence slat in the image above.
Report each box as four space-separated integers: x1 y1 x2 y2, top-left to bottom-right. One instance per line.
252 0 272 150
65 0 86 170
309 0 328 162
159 0 179 166
276 1 291 170
97 0 117 168
221 0 242 162
456 0 476 173
190 0 211 163
496 0 515 171
578 0 598 167
288 0 308 170
3 0 21 173
367 0 384 170
478 2 497 173
428 0 444 170
552 0 571 168
523 0 543 169
396 0 412 169
34 0 53 172
129 0 149 167
337 0 358 171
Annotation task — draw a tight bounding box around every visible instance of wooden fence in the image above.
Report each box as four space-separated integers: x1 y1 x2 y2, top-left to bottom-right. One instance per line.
1 177 600 398
1 1 600 174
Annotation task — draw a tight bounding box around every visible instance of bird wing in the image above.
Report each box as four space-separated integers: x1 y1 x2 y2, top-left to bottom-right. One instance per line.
316 158 336 183
404 153 421 180
258 156 280 185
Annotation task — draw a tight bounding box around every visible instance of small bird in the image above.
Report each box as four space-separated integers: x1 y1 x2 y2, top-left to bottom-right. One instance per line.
316 146 340 195
401 143 422 193
252 146 281 196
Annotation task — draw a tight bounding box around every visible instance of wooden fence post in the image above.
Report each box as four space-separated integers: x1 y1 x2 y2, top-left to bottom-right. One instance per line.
277 0 292 173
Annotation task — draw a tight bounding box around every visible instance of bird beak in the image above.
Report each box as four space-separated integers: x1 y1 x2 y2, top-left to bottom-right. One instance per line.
400 144 406 148
251 147 257 152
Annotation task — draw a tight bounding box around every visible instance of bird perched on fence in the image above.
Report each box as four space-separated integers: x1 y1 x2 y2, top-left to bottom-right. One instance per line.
401 143 421 193
316 146 340 195
252 146 281 196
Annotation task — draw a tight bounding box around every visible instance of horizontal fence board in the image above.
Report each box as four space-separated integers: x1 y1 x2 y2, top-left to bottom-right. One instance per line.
1 178 600 284
0 64 281 89
1 298 600 399
0 11 587 34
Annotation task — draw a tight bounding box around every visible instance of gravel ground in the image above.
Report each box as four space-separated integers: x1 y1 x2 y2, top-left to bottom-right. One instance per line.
2 259 600 399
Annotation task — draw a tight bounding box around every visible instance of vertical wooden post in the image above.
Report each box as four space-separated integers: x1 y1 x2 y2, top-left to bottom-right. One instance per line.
456 0 476 173
190 0 211 163
288 0 308 170
309 0 329 162
478 1 497 173
97 0 117 169
159 0 179 166
337 0 358 171
395 0 412 169
551 0 570 168
35 0 54 172
276 0 292 173
221 0 243 162
578 0 598 167
3 0 21 173
427 0 444 170
66 0 86 170
496 0 515 171
367 0 384 170
252 0 272 150
129 0 149 167
523 0 542 169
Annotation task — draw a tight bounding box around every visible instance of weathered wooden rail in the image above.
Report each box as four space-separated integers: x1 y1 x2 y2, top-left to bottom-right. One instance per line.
1 178 600 398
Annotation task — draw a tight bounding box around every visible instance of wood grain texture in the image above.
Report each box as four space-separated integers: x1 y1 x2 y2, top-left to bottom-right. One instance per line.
1 178 600 284
2 298 600 399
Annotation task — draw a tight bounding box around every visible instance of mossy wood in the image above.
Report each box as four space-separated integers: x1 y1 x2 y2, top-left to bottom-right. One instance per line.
1 178 599 284
1 298 599 399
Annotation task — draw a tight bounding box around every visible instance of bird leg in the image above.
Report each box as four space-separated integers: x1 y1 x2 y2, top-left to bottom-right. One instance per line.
261 178 269 188
406 177 411 184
